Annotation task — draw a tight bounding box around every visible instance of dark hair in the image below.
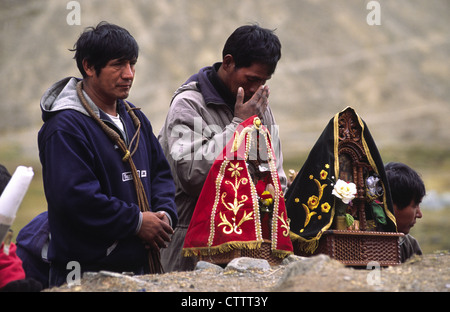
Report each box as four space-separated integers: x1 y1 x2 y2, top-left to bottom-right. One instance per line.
385 162 426 210
222 24 281 74
0 164 11 195
71 21 139 78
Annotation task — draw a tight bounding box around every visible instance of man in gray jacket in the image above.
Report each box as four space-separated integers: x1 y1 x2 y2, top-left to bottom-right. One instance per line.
158 24 287 272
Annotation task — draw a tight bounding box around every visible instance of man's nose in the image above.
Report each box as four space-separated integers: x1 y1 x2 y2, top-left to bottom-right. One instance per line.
122 63 134 79
416 206 423 219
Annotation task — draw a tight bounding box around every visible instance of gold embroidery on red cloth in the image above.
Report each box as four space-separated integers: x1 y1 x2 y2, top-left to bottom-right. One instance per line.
218 161 253 235
278 212 290 237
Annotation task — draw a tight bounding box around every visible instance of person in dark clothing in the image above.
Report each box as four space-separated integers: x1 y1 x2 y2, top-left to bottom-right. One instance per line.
385 162 426 262
37 22 177 287
0 164 42 292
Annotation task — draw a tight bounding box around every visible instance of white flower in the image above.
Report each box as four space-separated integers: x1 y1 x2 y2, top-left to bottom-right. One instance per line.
332 179 357 204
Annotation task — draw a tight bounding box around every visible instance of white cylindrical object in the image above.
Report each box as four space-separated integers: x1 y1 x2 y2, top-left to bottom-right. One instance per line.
0 166 34 242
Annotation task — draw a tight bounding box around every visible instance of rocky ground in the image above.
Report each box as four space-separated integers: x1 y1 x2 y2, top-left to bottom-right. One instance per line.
46 251 449 293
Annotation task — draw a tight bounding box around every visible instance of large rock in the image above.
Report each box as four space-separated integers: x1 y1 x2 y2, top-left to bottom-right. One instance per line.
279 254 343 280
195 261 224 272
224 257 271 272
274 254 348 291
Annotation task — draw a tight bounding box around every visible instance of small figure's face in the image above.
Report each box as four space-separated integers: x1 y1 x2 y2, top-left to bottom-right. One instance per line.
394 200 423 234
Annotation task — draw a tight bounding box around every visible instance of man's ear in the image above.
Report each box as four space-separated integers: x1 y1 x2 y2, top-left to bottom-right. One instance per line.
222 54 235 72
393 203 399 214
82 59 95 77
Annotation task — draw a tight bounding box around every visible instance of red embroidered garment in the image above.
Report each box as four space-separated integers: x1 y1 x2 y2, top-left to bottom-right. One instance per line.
0 243 26 288
183 116 293 259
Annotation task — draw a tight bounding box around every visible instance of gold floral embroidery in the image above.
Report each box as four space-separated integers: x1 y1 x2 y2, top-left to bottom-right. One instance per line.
301 206 317 229
219 210 253 235
321 202 331 213
228 162 243 178
221 191 247 215
218 161 253 235
301 168 328 228
277 212 290 237
307 195 319 210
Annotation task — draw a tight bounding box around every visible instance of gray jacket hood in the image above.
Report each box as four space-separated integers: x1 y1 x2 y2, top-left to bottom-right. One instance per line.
40 77 100 122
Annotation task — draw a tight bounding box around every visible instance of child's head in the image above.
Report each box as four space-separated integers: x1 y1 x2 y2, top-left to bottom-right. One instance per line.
385 162 426 234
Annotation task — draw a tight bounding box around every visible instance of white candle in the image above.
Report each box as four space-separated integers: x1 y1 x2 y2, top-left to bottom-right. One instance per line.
0 166 34 242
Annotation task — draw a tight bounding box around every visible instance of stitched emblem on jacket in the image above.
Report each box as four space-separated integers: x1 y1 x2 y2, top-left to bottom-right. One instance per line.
122 170 147 182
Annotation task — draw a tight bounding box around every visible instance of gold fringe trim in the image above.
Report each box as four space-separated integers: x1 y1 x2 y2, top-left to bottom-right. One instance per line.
182 240 292 259
289 205 334 255
183 240 262 257
289 231 321 254
271 248 294 259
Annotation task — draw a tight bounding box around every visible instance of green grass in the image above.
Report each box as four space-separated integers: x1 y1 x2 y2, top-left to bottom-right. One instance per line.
409 207 450 254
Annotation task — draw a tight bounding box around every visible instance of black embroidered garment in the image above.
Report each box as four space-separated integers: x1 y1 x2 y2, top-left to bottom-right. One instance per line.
285 107 397 254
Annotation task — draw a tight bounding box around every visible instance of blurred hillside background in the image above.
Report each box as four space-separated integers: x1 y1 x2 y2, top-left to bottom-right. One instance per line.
0 0 449 253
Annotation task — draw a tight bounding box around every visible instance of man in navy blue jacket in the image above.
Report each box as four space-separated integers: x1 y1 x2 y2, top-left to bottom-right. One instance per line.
37 22 177 287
